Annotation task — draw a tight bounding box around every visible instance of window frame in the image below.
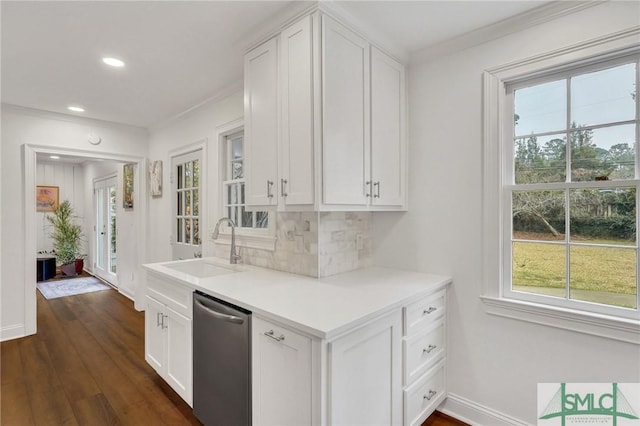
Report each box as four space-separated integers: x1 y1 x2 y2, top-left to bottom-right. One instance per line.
481 30 640 344
215 119 276 251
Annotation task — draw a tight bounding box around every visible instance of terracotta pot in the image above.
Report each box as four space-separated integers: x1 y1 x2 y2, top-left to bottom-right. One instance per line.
75 258 84 274
61 263 77 276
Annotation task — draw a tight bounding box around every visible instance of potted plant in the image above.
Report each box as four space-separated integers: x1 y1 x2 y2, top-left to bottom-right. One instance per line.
48 200 84 276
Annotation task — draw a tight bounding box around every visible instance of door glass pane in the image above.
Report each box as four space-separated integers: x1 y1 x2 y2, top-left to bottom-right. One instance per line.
185 219 192 244
569 246 637 309
513 190 565 241
193 189 199 216
177 165 183 189
177 219 183 243
241 206 253 228
571 124 636 181
193 219 200 245
177 191 183 215
514 133 567 184
193 160 200 187
96 188 105 269
185 191 191 216
185 161 192 188
514 79 567 136
512 241 566 297
571 62 636 127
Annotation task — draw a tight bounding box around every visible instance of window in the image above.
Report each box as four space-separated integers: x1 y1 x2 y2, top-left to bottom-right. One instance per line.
482 35 640 343
222 131 269 232
504 57 639 319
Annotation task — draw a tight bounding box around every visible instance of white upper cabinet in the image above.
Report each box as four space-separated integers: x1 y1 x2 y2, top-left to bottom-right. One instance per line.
244 10 407 211
279 15 315 207
244 37 279 206
370 47 406 207
321 16 371 207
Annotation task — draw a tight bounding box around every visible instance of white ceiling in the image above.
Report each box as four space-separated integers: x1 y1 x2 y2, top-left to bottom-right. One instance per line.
2 0 552 129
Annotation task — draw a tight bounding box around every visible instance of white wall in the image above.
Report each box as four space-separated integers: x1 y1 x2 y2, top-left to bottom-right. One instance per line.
36 162 85 254
373 2 640 424
1 105 148 340
147 89 243 263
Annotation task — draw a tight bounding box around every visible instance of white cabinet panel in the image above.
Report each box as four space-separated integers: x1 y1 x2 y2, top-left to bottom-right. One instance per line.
403 361 446 426
280 15 315 206
245 37 279 206
165 306 192 405
371 47 406 207
329 310 403 426
252 316 313 426
322 16 370 206
145 295 165 373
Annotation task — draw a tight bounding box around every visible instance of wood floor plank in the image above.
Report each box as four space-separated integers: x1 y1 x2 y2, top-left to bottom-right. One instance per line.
72 393 121 426
0 339 23 386
0 381 35 426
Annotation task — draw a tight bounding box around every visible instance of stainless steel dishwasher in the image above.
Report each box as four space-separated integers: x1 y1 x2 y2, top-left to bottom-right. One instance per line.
193 291 251 426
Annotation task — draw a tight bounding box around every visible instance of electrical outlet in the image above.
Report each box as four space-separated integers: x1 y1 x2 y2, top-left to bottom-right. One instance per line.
356 233 364 250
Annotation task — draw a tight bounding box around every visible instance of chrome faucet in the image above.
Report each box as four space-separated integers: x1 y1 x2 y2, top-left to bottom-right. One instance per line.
211 217 241 264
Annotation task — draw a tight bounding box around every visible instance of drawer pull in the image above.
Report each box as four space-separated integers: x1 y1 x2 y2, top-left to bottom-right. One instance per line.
423 390 437 401
264 330 285 342
423 306 437 315
156 312 163 327
423 344 437 354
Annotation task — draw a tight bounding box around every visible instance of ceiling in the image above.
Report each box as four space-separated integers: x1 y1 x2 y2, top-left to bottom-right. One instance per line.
2 1 553 129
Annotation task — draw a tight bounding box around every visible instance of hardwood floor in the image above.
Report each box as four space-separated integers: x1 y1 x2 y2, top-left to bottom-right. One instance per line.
1 287 465 426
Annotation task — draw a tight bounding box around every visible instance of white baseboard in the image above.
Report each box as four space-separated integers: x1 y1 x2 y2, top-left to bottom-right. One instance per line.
1 323 26 342
440 393 533 426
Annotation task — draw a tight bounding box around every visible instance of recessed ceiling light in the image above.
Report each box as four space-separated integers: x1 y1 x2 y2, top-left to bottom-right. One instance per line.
50 155 60 160
68 106 85 112
102 57 125 67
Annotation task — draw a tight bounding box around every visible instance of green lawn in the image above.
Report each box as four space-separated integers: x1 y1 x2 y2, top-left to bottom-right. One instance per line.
512 237 637 308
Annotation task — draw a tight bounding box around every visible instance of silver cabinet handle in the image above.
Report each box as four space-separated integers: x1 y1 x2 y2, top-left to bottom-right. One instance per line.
156 312 163 327
267 180 274 198
280 179 288 197
264 329 285 342
365 181 371 197
423 306 437 315
423 344 437 354
423 390 437 401
162 314 168 329
373 181 380 198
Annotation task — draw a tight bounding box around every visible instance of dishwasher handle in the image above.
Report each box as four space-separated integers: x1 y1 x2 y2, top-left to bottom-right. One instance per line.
195 298 245 324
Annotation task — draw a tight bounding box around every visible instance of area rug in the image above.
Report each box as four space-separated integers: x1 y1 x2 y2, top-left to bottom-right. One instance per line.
37 276 112 299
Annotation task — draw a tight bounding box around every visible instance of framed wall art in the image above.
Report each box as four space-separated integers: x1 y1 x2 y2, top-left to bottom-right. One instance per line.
123 163 134 209
150 160 163 197
36 186 59 212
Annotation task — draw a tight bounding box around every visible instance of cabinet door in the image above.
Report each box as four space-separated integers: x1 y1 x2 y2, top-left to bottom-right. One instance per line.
371 47 406 208
280 15 315 207
252 317 312 426
165 306 192 406
245 37 279 206
329 310 403 426
145 295 165 374
322 16 370 206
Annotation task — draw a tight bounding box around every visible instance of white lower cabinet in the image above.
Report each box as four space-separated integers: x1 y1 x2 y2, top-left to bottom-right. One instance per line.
144 275 193 407
252 317 313 426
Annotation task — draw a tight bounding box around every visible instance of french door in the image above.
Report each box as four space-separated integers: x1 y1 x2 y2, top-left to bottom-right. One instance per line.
94 176 117 285
171 150 202 260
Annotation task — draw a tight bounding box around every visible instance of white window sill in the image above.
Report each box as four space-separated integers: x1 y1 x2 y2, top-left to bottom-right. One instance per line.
481 296 640 344
213 232 276 252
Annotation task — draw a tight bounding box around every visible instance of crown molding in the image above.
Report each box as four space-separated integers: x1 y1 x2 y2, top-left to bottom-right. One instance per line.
411 1 604 65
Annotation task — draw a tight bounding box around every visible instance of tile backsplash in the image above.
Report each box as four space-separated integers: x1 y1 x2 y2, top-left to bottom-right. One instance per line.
214 211 372 278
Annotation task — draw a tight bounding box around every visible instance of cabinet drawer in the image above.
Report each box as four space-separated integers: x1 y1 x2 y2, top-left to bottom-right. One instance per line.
147 273 192 318
404 290 445 337
403 360 446 426
403 319 445 386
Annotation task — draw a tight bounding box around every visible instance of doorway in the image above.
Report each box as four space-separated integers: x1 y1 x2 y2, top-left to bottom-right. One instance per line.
94 175 118 286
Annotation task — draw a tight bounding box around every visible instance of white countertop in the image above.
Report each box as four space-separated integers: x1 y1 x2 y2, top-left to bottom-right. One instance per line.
142 257 452 339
